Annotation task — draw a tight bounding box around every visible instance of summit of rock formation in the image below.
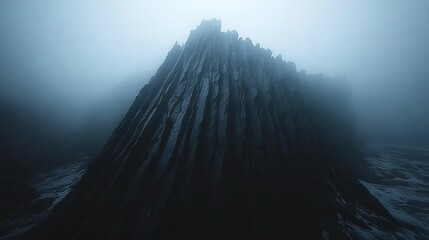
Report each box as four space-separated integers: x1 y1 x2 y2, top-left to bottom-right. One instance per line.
29 19 397 240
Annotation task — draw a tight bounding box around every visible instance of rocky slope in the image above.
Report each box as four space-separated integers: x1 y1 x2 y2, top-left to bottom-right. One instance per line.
29 19 396 239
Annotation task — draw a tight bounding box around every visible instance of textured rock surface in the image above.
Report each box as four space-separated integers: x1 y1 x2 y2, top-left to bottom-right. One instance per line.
29 19 396 239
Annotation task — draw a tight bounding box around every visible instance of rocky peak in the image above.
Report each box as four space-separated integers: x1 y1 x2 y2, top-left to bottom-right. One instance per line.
196 18 222 33
29 19 396 240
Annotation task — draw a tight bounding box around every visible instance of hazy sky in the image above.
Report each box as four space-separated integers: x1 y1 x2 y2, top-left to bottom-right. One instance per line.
1 0 428 144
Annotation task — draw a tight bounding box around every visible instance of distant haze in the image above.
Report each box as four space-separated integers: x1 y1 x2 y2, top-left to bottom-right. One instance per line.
1 0 428 146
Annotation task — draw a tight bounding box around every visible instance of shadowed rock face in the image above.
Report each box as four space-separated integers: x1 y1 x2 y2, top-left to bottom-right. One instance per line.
31 19 395 240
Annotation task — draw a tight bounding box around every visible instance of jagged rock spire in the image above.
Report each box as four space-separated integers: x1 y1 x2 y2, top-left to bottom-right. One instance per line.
30 19 395 240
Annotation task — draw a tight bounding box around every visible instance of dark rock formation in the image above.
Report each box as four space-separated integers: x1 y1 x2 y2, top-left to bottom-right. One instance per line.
29 19 396 239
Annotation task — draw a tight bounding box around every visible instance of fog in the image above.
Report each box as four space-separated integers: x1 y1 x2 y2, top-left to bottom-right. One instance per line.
1 0 428 166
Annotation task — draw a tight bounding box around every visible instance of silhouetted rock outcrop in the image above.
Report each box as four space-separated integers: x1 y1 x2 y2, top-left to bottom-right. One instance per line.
298 72 356 148
30 19 396 239
297 72 366 175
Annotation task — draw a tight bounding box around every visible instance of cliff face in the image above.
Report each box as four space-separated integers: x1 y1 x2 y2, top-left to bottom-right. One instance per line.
32 19 395 239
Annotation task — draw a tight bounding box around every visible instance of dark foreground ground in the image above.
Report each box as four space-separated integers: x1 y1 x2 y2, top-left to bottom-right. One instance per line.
0 161 87 239
0 145 428 239
357 145 429 239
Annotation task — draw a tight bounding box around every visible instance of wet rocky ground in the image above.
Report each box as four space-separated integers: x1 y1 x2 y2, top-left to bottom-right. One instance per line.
0 161 87 240
0 145 428 239
358 145 429 239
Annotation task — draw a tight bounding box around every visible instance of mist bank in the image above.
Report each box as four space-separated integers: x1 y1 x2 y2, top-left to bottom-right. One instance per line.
0 72 150 171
